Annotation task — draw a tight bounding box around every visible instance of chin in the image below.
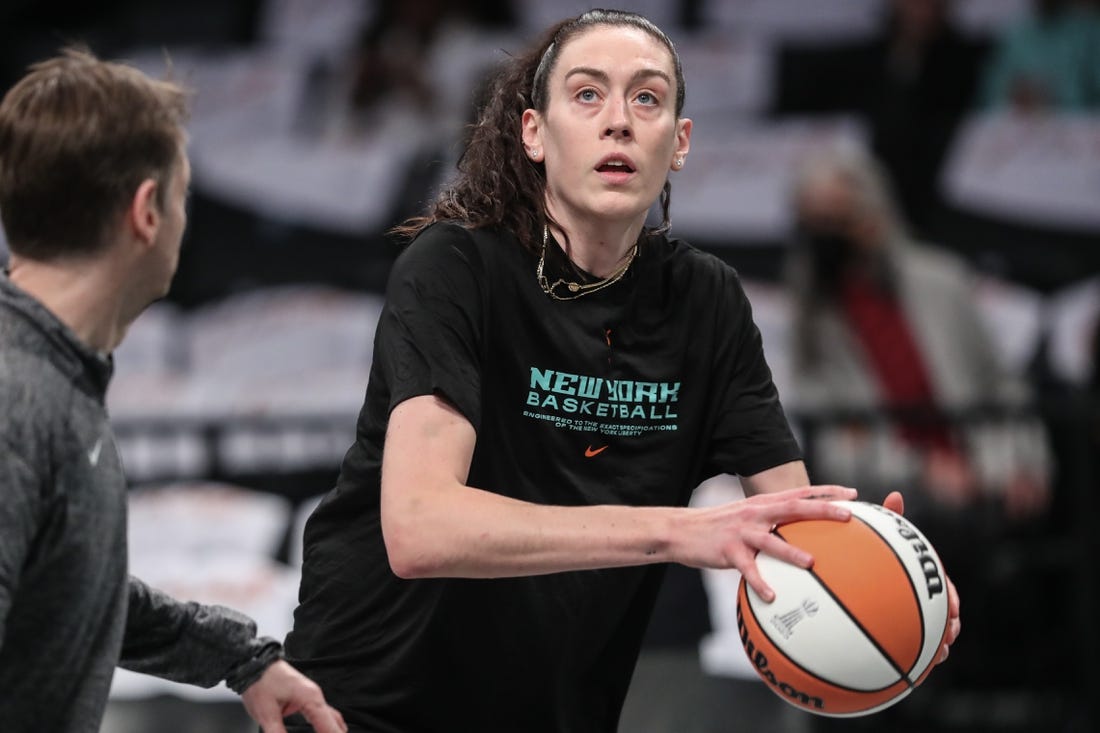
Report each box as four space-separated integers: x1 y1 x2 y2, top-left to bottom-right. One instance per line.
588 195 651 223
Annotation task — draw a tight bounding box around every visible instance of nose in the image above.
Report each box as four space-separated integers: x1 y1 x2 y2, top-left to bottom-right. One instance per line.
601 97 632 140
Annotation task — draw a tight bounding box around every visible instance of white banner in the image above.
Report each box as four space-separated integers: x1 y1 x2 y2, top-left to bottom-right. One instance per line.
671 115 866 243
943 113 1100 232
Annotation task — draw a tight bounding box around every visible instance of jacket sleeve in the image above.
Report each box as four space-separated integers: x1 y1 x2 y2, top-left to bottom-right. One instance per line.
119 576 283 693
0 441 42 653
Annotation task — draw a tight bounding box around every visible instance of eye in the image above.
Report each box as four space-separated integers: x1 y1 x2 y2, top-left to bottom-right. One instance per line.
635 91 658 106
577 88 599 103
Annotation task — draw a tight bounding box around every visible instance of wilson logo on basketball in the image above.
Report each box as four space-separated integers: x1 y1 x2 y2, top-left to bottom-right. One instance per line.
868 504 944 600
738 605 826 711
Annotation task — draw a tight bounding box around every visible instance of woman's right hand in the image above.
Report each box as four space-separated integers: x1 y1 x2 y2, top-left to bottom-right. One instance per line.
673 485 856 602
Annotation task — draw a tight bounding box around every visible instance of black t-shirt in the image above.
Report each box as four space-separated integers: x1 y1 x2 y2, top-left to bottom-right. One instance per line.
286 222 801 732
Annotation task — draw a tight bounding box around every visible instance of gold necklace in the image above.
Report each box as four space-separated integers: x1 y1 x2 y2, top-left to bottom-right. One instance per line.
536 225 638 301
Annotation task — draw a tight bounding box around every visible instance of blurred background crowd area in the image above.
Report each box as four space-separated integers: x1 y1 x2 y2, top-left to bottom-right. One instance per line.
2 1 1099 731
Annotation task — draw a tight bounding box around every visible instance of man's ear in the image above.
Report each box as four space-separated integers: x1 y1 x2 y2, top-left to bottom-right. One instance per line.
128 178 161 247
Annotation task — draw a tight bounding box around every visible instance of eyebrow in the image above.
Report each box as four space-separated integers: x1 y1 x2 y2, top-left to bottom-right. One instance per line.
564 66 672 89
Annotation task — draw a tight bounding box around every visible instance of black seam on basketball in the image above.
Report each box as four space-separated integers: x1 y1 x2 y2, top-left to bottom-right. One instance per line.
772 523 913 690
838 513 928 686
742 585 886 697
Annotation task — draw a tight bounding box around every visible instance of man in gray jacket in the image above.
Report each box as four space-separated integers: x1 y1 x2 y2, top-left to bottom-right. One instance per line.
0 49 346 733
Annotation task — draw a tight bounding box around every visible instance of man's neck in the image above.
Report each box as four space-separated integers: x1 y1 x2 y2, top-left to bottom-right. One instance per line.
8 255 131 353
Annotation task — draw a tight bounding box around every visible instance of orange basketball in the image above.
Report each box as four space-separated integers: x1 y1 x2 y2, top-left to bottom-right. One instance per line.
736 501 950 717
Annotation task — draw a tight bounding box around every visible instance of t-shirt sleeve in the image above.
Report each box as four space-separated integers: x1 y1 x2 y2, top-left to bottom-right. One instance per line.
706 274 802 478
373 222 484 430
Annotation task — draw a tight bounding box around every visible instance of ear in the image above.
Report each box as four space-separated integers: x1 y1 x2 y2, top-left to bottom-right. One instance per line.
670 117 693 172
521 108 544 162
128 178 161 248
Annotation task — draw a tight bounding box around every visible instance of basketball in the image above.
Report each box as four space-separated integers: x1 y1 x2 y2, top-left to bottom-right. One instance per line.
736 500 950 717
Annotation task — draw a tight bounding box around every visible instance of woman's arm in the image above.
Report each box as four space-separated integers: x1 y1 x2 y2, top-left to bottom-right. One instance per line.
740 460 811 495
380 394 854 601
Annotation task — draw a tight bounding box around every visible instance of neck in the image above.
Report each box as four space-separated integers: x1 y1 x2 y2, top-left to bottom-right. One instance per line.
544 205 646 278
8 254 137 353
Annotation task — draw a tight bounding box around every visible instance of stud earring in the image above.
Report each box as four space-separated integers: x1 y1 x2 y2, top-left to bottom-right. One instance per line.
675 157 684 169
530 148 540 159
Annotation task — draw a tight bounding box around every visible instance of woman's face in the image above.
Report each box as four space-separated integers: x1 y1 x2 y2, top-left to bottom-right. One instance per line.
522 24 691 229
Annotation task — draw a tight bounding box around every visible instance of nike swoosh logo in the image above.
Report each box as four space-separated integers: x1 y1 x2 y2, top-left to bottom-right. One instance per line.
88 438 103 467
584 445 608 458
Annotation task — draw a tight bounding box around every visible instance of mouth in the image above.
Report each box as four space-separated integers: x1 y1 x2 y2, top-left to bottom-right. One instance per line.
595 155 637 174
595 155 637 186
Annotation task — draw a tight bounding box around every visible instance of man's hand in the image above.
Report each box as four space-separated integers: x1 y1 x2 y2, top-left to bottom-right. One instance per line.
240 659 347 733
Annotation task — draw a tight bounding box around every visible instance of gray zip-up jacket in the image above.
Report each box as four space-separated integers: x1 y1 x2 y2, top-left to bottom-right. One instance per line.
0 273 280 732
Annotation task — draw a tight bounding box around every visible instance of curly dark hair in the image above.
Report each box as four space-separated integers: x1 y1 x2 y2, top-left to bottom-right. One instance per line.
391 9 686 252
